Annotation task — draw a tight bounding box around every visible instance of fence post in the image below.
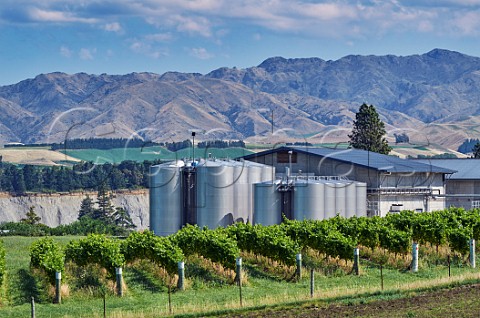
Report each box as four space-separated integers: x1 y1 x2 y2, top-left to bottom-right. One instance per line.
115 267 123 297
236 257 243 307
310 268 314 298
353 247 360 275
55 271 62 304
411 242 419 273
380 264 384 291
31 296 35 318
168 284 172 314
448 254 451 277
470 239 476 268
103 293 106 318
296 253 302 279
177 261 185 291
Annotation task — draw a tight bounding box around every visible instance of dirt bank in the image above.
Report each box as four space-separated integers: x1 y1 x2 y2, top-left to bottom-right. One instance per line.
0 190 149 229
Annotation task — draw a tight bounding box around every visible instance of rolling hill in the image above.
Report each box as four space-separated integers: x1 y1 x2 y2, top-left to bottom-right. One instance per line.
1 49 480 153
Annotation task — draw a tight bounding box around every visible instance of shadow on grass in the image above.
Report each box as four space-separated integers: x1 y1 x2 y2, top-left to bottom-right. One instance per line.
243 263 284 282
13 269 42 305
185 262 226 286
125 267 166 293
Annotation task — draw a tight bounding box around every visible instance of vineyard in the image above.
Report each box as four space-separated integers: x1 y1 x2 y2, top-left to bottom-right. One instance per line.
2 207 480 317
59 146 253 164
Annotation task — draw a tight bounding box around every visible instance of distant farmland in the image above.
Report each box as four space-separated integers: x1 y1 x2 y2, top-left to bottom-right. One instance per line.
59 146 254 163
0 148 81 165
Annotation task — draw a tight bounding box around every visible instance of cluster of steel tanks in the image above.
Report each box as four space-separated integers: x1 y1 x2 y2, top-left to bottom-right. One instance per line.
150 159 366 236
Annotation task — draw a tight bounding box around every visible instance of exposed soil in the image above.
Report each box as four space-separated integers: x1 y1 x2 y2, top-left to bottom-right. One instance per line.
226 284 480 318
0 149 80 165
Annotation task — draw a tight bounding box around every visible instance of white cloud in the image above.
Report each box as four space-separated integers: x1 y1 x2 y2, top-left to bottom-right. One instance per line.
294 3 358 20
189 47 214 59
60 46 72 58
104 22 122 33
28 7 97 24
418 20 434 32
79 48 96 60
130 40 168 58
3 1 480 40
450 11 480 35
169 15 212 37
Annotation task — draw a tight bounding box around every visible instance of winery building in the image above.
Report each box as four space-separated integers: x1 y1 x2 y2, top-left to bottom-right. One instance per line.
244 147 455 216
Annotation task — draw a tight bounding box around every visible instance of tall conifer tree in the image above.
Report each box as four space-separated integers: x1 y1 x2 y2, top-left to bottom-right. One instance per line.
348 103 392 155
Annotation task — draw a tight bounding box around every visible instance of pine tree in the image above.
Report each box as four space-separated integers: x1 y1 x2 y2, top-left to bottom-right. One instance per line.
348 103 392 155
78 195 95 219
112 207 135 229
473 142 480 158
21 206 41 225
94 184 115 223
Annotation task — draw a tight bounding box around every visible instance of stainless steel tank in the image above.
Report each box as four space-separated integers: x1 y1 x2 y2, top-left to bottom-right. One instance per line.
233 160 249 223
149 161 183 236
261 165 275 183
196 160 235 229
345 182 357 218
293 180 325 220
253 181 281 225
247 163 263 224
335 182 346 217
356 182 367 217
324 182 336 219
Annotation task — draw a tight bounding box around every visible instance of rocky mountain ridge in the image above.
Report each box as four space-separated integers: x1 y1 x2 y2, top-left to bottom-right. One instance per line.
1 49 480 150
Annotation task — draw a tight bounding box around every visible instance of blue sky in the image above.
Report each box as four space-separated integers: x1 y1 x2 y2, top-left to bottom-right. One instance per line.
1 0 480 86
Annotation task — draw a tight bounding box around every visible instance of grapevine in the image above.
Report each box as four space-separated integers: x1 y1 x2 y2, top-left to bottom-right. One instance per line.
30 237 64 285
121 230 183 275
65 234 124 279
172 224 239 270
226 223 299 266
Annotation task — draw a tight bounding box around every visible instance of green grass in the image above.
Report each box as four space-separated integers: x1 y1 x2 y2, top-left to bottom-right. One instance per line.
59 147 254 163
316 143 350 149
1 236 480 318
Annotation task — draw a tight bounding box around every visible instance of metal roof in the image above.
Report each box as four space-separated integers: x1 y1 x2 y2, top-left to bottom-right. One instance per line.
414 159 480 180
244 146 456 174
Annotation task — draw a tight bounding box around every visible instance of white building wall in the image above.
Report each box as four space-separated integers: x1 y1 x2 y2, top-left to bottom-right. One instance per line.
445 180 480 210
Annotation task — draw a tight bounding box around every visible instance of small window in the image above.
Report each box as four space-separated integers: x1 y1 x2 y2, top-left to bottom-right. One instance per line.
415 208 423 213
390 204 403 213
277 151 297 163
472 200 480 209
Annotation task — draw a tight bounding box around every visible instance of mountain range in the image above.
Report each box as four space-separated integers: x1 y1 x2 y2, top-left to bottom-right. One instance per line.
1 48 480 151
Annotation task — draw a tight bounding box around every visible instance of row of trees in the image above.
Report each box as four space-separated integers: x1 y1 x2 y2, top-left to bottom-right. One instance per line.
0 160 160 194
197 140 245 149
51 138 159 150
8 137 246 152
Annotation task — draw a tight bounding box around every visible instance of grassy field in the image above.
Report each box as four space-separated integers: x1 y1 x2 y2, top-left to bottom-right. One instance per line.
1 236 480 317
0 148 81 166
59 147 254 163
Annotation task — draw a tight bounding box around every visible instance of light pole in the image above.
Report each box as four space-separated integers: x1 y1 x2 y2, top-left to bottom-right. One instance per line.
192 131 195 162
288 150 293 178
